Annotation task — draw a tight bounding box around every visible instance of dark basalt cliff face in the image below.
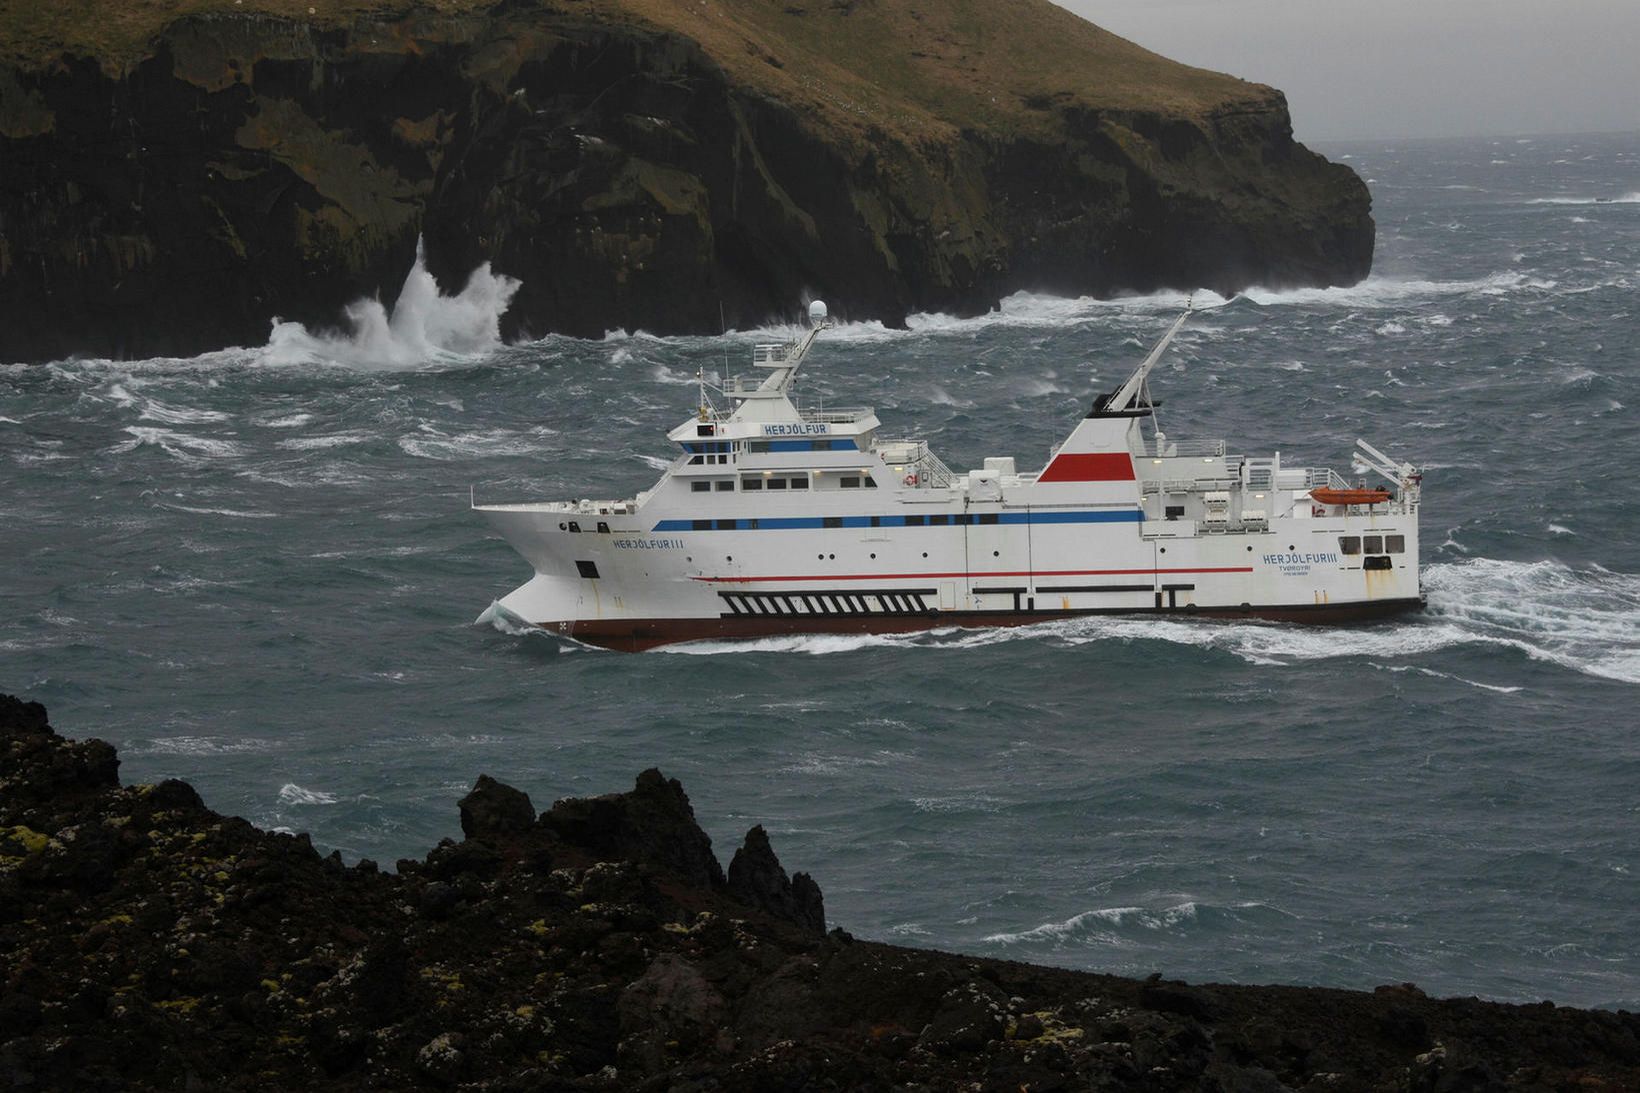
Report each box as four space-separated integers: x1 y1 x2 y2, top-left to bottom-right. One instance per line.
5 695 1639 1091
0 0 1372 362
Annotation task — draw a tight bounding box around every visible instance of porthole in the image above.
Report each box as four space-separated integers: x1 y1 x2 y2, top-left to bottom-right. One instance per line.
870 553 877 559
921 552 928 558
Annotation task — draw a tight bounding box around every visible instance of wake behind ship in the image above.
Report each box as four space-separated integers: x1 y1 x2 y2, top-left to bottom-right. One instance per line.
475 302 1423 651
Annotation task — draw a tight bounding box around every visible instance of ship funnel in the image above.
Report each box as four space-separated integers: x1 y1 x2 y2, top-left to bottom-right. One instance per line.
808 299 829 327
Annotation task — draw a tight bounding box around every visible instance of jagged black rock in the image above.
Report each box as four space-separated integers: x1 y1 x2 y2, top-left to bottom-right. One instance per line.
3 694 1637 1091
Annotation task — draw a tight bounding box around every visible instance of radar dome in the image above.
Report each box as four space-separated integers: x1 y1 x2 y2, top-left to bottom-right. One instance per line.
808 299 828 326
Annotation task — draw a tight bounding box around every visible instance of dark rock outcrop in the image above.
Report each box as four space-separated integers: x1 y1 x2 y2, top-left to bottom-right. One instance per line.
542 767 726 890
8 694 1636 1092
457 773 534 841
0 0 1373 363
727 823 826 935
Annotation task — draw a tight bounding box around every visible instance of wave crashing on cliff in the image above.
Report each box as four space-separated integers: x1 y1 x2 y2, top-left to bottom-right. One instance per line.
264 241 520 369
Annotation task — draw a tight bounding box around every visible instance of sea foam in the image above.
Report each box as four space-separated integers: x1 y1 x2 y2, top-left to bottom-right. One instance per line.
263 239 520 369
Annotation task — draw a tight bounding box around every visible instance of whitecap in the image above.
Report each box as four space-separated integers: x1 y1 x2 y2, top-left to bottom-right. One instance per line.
276 433 370 450
137 397 232 425
277 783 338 805
114 426 244 462
157 503 279 519
137 736 276 756
1526 192 1640 206
983 901 1200 945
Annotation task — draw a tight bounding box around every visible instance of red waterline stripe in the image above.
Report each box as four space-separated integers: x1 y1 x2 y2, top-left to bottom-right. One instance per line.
694 566 1255 584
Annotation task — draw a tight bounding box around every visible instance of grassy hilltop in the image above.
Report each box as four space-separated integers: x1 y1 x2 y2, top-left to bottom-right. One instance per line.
0 0 1369 360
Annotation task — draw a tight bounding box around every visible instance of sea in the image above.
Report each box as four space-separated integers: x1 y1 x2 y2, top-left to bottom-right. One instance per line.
3 132 1637 1010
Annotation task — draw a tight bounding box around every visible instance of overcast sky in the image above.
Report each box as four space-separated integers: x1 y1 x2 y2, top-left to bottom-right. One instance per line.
1057 0 1640 142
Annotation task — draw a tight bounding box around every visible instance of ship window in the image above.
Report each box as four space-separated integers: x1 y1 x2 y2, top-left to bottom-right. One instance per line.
575 560 600 579
596 521 610 533
691 519 711 530
870 516 882 528
715 480 734 492
689 455 704 465
980 513 1000 525
905 515 925 526
1339 536 1361 555
691 481 710 492
823 517 843 528
841 476 861 489
813 439 834 451
716 519 736 530
747 441 771 454
1386 534 1406 554
1364 555 1393 571
1165 505 1185 520
696 424 715 437
789 476 809 490
1364 535 1383 554
863 476 877 488
929 514 949 526
768 478 787 490
741 477 762 491
567 521 581 533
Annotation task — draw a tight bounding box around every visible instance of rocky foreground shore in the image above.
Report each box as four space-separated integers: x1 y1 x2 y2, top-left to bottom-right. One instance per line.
3 694 1637 1091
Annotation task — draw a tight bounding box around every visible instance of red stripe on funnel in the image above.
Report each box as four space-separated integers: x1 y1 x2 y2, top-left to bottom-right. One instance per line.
1038 452 1135 482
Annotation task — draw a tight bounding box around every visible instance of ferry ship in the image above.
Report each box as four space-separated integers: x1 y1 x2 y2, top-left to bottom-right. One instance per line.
476 302 1422 651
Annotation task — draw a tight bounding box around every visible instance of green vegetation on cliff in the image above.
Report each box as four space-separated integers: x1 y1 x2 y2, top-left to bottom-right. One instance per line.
0 0 1372 361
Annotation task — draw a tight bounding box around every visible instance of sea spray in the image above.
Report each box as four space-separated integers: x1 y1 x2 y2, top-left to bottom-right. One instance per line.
264 239 521 368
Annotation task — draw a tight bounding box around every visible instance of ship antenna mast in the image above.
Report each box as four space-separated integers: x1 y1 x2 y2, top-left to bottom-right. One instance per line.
1107 296 1194 416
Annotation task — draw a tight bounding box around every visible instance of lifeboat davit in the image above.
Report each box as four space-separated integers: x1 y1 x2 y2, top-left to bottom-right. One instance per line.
1310 487 1392 506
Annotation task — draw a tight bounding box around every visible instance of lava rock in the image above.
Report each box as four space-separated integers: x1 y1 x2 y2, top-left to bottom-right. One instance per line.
4 694 1640 1093
543 768 726 889
727 824 826 935
457 774 535 840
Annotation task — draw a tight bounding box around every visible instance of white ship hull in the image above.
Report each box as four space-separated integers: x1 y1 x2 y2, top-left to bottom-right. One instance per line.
482 499 1419 651
476 304 1423 651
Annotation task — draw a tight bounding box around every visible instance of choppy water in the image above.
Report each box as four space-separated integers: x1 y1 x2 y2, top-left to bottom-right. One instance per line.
4 133 1638 1009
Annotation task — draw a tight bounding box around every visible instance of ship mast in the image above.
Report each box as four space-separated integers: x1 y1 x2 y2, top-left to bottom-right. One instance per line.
1104 299 1195 415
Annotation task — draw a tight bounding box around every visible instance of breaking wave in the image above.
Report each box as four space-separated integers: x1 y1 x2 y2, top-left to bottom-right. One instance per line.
658 559 1640 684
263 239 520 368
277 783 338 806
1525 192 1640 206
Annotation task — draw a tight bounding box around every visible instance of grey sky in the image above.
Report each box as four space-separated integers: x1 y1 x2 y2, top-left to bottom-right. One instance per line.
1056 0 1640 141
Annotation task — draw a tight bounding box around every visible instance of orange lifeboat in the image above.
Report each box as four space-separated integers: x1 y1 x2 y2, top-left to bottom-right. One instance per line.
1310 487 1391 506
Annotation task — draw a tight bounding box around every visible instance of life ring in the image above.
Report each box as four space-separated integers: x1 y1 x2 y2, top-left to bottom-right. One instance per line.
903 472 919 487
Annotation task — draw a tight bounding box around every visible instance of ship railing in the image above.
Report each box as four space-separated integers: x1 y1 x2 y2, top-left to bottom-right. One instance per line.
1305 467 1351 491
752 342 798 365
476 498 636 515
798 406 875 424
1138 437 1226 458
876 439 957 488
1141 477 1240 494
724 375 771 396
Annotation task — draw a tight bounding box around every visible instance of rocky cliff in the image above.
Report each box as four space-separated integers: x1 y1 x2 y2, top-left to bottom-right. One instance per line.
4 695 1638 1091
0 0 1372 362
